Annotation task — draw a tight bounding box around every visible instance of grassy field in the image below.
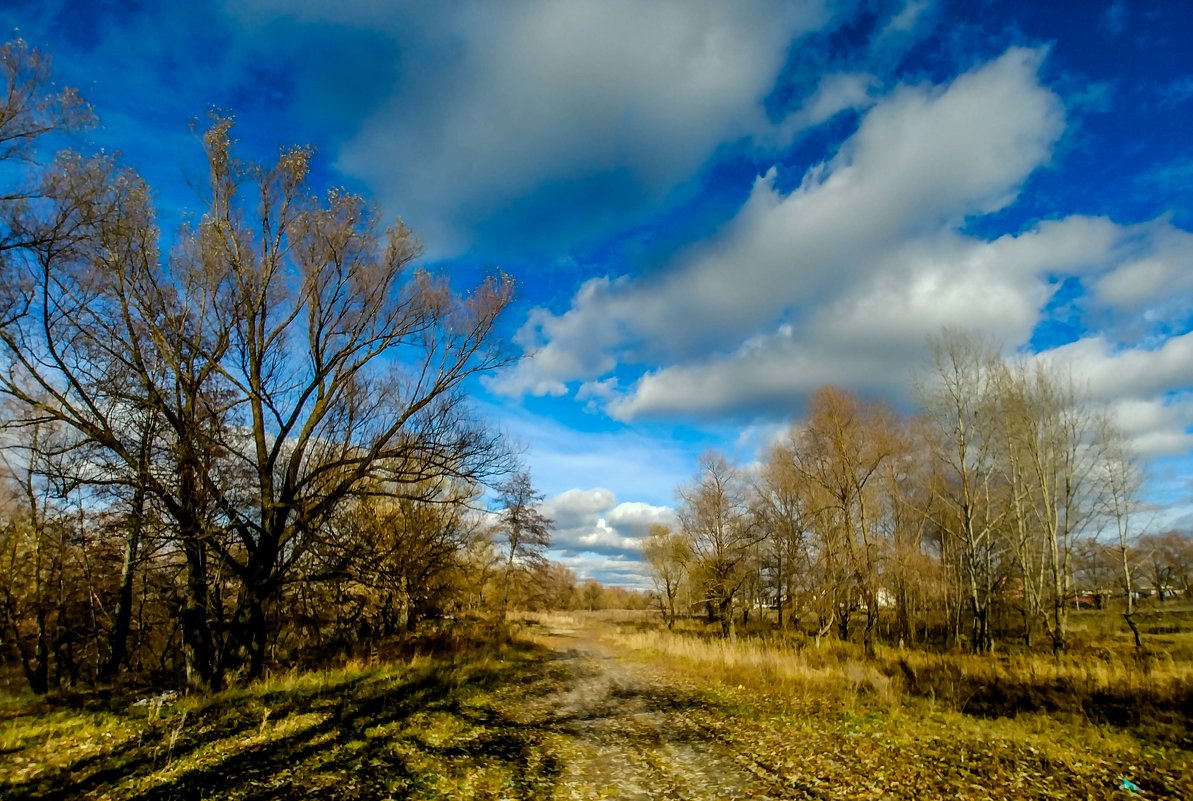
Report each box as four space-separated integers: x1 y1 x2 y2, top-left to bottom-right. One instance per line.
597 604 1193 799
1 637 573 801
3 610 1193 799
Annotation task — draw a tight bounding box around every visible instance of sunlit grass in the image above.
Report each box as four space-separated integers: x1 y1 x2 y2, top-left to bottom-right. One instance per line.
0 636 564 801
617 622 1193 717
606 615 1193 799
5 611 1193 799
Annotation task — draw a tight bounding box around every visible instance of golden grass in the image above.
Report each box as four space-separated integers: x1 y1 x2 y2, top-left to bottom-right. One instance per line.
0 630 559 801
615 628 902 707
612 622 1193 734
602 619 1193 798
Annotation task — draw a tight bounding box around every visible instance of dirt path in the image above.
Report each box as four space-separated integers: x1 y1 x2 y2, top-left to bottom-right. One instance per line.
512 620 796 800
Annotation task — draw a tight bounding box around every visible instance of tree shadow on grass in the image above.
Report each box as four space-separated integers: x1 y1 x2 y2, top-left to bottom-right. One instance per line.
3 641 734 800
1 642 573 801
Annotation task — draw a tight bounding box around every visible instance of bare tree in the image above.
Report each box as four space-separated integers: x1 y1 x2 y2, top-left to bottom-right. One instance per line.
678 452 758 640
791 387 902 658
0 417 92 692
919 329 1007 653
0 115 514 688
883 430 936 648
643 522 691 630
1137 530 1193 602
752 446 812 631
1099 418 1143 647
994 359 1101 652
494 471 552 621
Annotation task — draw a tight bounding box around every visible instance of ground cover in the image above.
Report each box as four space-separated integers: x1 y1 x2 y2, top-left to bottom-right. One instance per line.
3 614 1192 799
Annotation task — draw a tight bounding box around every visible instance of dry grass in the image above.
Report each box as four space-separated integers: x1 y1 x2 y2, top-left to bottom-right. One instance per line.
616 628 902 709
600 617 1193 798
0 634 567 801
6 612 1193 799
612 618 1193 743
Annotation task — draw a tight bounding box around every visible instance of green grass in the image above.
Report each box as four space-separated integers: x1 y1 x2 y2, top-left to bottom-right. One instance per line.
0 641 571 801
7 610 1193 800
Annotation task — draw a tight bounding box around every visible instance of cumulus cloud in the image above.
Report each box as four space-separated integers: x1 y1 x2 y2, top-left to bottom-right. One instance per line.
540 487 675 560
552 552 655 588
1043 332 1193 403
229 0 829 253
608 216 1122 419
1104 396 1193 458
498 47 1073 413
1019 332 1193 458
1093 222 1193 332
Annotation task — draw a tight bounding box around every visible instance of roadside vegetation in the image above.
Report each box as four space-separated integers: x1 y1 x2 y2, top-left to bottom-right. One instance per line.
5 612 1192 800
605 608 1193 798
1 629 572 800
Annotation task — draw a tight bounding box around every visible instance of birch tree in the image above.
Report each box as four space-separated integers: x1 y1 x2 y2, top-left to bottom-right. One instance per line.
995 360 1101 652
919 330 1006 652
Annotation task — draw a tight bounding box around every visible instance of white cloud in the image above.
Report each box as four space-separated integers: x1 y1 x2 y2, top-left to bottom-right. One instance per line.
498 47 1068 410
551 552 654 588
1028 333 1193 458
540 487 675 560
606 501 677 539
772 72 877 142
501 48 1080 417
885 0 934 34
1043 331 1193 403
230 0 828 253
575 377 620 413
1093 222 1193 328
1105 396 1193 458
542 488 617 531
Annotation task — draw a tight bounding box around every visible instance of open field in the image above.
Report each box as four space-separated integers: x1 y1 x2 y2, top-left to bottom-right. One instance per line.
3 612 1193 799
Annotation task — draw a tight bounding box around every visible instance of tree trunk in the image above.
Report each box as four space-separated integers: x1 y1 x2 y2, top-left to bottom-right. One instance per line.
180 532 219 692
100 506 141 682
863 595 878 659
776 549 785 631
1122 547 1141 649
895 583 911 648
247 592 268 680
970 594 990 654
29 608 50 694
719 594 733 639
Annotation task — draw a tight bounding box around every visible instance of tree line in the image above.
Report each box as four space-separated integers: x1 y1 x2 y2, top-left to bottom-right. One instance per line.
0 41 565 694
647 330 1193 655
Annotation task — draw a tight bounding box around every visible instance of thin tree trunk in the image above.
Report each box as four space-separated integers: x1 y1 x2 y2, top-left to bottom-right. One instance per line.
863 596 877 658
100 492 143 682
1122 546 1141 649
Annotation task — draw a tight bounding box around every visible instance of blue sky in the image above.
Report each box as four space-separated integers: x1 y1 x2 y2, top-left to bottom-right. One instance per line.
6 0 1192 586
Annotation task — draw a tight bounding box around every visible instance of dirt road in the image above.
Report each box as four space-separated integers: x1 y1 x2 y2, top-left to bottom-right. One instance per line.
509 620 796 800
